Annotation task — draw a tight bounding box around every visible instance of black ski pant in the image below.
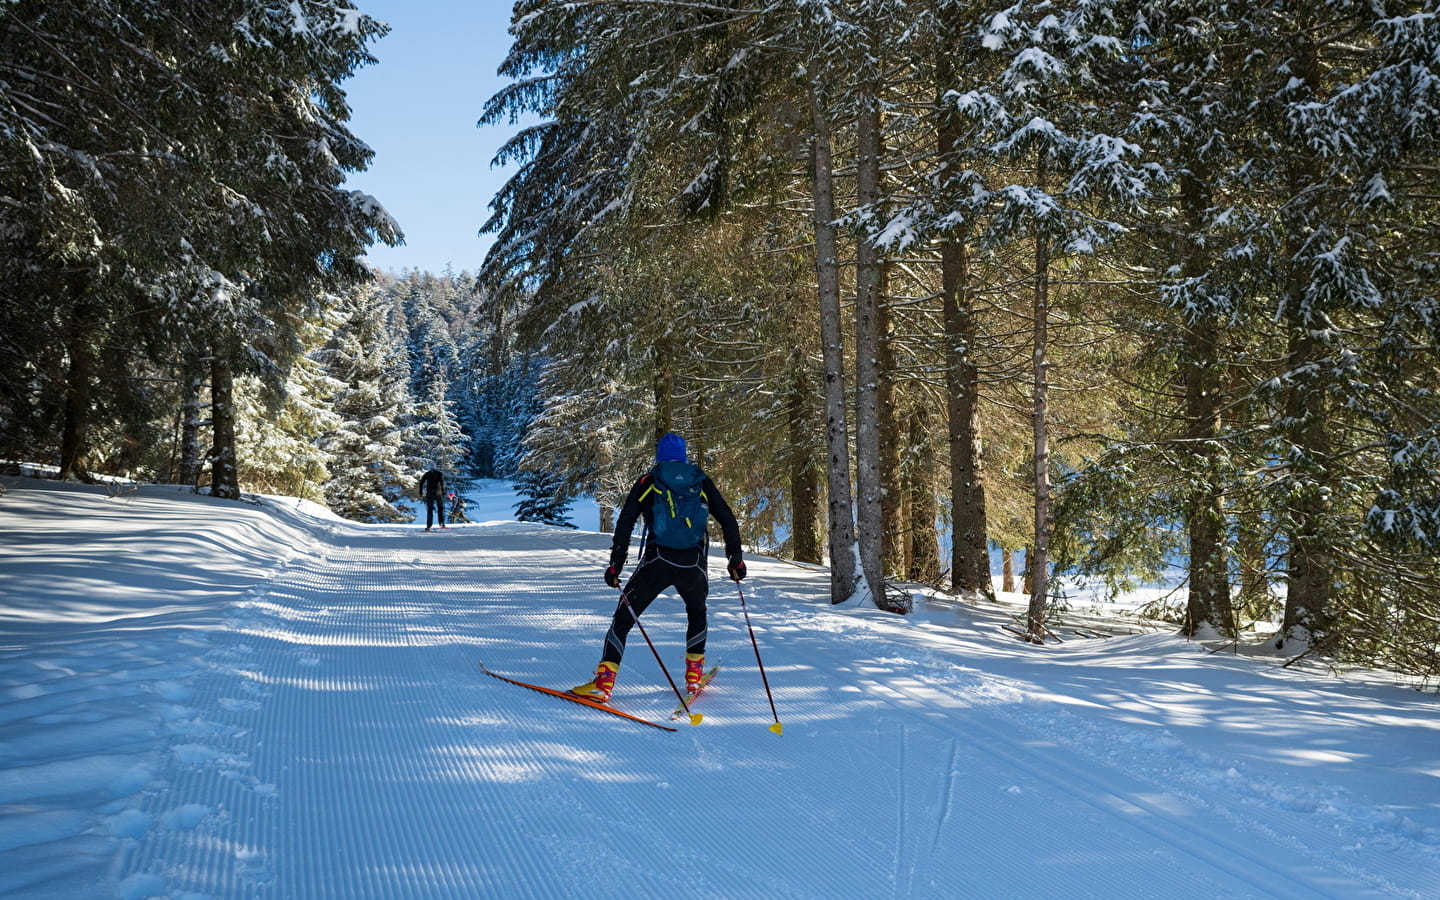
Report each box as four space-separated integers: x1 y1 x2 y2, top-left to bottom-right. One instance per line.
424 494 446 528
601 557 708 666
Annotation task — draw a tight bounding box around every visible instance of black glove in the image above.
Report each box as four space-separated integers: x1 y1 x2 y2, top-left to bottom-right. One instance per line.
727 555 747 582
604 565 622 589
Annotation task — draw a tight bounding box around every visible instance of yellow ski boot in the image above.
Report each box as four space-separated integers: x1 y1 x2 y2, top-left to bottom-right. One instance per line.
684 653 705 695
570 661 619 704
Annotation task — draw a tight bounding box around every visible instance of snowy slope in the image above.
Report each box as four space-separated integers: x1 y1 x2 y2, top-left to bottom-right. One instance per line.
1 478 1438 899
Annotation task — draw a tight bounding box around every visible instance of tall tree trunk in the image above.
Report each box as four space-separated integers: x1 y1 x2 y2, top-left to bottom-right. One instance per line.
653 330 675 441
788 352 823 565
854 94 885 604
210 352 241 500
906 408 941 583
58 288 96 481
1002 549 1017 593
1276 39 1334 650
1184 324 1232 636
878 279 904 578
691 393 708 468
807 76 862 605
936 46 992 600
940 234 992 600
178 358 207 489
896 489 914 580
1278 327 1332 646
598 440 615 533
1179 173 1234 637
1027 225 1053 641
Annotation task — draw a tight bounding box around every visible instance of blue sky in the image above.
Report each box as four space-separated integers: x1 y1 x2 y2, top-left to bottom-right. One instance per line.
344 1 521 276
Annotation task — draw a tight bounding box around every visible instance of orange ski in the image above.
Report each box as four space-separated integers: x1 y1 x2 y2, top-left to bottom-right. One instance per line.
479 662 678 732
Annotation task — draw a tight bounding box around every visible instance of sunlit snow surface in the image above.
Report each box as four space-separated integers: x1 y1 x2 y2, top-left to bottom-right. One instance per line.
1 477 1437 898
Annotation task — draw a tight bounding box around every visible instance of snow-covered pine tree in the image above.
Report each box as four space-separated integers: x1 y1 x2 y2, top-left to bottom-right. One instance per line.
874 0 1007 600
0 1 398 491
974 0 1156 640
519 348 650 533
318 288 413 523
402 360 469 491
483 0 828 559
1239 3 1440 656
458 348 542 481
401 279 461 402
235 310 344 501
512 469 577 529
1088 0 1268 638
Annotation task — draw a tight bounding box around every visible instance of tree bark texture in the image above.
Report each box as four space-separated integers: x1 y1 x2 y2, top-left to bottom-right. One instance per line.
935 45 992 599
854 96 885 603
1278 326 1333 644
808 76 862 605
1179 173 1234 637
58 287 96 482
1276 37 1334 649
906 408 942 583
1027 227 1053 640
653 330 675 442
878 273 903 579
209 353 241 500
941 235 992 600
178 360 207 489
788 354 823 565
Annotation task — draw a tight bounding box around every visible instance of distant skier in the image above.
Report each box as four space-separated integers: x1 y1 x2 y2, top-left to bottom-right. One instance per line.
447 492 470 524
419 468 446 531
571 432 745 704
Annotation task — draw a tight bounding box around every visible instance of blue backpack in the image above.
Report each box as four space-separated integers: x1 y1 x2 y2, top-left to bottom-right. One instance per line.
648 460 709 549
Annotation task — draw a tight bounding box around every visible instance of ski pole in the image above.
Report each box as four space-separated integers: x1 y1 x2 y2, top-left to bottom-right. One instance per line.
735 580 783 734
618 589 703 726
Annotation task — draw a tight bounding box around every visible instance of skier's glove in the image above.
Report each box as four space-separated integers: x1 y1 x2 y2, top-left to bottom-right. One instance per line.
727 556 747 582
604 565 622 589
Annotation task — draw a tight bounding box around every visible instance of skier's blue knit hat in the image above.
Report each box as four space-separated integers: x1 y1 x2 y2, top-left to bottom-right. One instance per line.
656 432 687 462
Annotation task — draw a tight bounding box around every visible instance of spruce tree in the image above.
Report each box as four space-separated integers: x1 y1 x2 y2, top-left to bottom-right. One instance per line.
512 469 577 529
319 288 412 523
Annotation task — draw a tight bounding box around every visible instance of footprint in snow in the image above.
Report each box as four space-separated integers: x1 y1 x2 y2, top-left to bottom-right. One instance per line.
106 808 153 839
151 680 194 702
117 873 167 900
162 804 212 831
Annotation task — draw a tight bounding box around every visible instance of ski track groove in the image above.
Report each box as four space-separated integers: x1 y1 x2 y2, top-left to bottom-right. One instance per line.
906 636 1440 897
112 531 525 898
757 603 1439 899
861 673 1323 899
891 718 911 897
752 622 1265 898
927 738 961 862
104 521 1440 898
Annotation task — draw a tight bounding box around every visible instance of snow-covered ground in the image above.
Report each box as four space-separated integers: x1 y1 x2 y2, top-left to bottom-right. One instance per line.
2 477 1438 899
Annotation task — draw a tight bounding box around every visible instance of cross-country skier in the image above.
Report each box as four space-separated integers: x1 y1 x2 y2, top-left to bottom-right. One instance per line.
418 467 446 531
571 432 745 703
447 492 470 524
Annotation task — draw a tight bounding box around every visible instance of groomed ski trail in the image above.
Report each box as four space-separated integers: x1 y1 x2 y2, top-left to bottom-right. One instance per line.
106 513 1440 899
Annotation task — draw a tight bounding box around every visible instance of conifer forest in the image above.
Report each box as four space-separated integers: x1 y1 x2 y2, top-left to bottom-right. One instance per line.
3 2 1439 675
